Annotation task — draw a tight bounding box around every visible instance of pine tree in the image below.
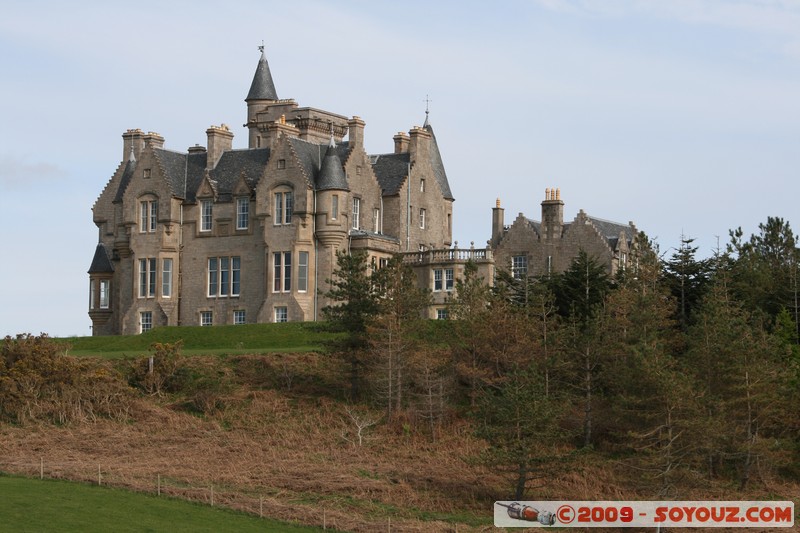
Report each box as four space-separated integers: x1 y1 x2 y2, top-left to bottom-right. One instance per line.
322 249 380 398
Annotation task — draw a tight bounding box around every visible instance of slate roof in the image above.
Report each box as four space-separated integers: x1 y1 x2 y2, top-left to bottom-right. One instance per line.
369 124 454 200
210 148 270 200
88 243 114 273
317 139 348 190
521 215 634 250
246 50 278 101
585 216 636 249
371 152 410 195
289 138 350 189
112 158 137 203
425 124 454 200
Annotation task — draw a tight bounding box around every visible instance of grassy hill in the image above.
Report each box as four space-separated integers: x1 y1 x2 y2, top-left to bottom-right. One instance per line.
0 475 320 532
55 322 340 358
1 326 797 531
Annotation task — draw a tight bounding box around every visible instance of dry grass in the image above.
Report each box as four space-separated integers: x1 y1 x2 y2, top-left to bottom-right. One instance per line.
1 352 798 532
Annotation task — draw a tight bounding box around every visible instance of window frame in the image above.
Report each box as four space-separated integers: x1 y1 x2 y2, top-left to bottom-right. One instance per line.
200 199 213 232
512 255 528 280
419 208 426 229
200 311 213 326
140 311 153 333
162 258 172 298
275 306 288 323
236 197 249 230
233 310 246 325
273 190 294 225
138 258 156 298
352 197 361 230
331 194 339 220
207 256 241 297
139 200 157 233
272 252 292 293
99 279 110 309
298 251 308 293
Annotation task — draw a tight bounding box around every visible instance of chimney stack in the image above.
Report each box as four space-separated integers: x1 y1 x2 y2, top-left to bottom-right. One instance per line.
541 187 565 241
393 132 410 154
491 198 505 246
206 124 234 170
348 116 365 148
122 129 145 162
143 131 165 151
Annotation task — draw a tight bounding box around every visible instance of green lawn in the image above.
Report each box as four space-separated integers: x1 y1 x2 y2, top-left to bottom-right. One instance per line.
0 475 322 532
56 322 340 358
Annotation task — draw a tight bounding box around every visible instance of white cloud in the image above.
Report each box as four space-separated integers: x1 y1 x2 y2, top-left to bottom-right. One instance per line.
0 156 67 190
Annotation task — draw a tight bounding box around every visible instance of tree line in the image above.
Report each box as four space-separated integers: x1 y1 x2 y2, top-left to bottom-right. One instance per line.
322 216 800 499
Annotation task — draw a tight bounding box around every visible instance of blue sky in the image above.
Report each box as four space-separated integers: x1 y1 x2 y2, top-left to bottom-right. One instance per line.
1 0 799 337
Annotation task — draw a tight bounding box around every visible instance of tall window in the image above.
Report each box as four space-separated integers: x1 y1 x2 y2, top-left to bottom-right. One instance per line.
331 195 338 220
419 208 426 229
89 280 96 310
200 311 213 326
99 279 110 309
273 252 292 292
139 258 156 298
298 251 308 292
274 191 293 225
275 307 288 323
373 208 380 233
140 311 152 333
200 200 213 232
420 179 426 192
140 200 157 233
162 258 172 298
445 268 454 291
236 197 249 230
512 255 528 280
208 256 241 297
434 269 442 291
546 255 553 275
233 310 246 325
352 197 361 230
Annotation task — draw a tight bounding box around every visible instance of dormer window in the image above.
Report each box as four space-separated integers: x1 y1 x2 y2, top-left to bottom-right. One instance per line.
200 199 213 232
236 197 249 230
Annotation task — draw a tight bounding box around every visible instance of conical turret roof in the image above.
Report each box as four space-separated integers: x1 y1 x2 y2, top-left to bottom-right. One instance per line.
317 135 348 190
246 48 278 101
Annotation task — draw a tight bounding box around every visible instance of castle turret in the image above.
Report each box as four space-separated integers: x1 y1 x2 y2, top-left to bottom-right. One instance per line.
245 46 278 148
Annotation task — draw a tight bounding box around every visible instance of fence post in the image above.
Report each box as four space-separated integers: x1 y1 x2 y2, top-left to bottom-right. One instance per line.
40 458 43 480
210 485 214 506
157 474 161 496
98 465 101 486
259 497 263 518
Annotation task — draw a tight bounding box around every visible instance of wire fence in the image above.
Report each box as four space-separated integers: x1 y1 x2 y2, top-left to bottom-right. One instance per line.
0 459 465 532
0 458 347 531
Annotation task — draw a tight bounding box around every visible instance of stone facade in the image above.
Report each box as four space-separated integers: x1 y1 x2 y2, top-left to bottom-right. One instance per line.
89 50 455 335
490 188 638 280
88 51 638 335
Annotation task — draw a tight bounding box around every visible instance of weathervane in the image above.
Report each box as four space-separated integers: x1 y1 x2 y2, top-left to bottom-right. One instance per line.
424 94 432 118
258 40 264 53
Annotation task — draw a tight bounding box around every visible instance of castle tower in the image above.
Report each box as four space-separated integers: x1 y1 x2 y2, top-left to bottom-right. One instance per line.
245 46 279 148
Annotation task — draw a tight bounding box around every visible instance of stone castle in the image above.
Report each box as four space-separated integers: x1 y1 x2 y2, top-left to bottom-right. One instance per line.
89 49 636 335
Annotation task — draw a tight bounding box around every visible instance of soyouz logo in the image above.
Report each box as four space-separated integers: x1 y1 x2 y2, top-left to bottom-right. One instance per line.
494 501 795 528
